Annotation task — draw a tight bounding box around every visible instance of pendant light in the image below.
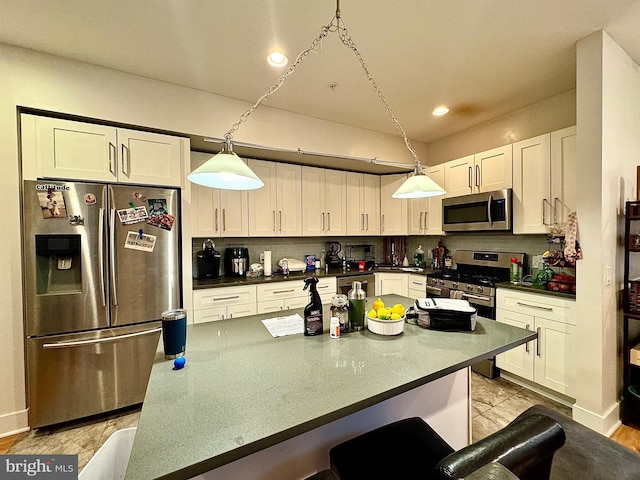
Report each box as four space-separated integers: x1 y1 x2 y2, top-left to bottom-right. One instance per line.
188 0 445 198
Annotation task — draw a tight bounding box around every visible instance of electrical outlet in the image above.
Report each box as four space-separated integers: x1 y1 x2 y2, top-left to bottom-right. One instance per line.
532 255 543 269
605 266 612 286
260 253 264 264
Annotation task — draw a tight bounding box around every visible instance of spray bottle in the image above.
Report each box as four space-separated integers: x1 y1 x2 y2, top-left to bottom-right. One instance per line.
303 277 323 336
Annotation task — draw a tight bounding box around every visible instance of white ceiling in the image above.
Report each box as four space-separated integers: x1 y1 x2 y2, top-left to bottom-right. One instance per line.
1 0 640 145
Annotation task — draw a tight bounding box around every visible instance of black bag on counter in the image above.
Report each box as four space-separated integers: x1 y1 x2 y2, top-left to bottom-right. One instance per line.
407 298 477 331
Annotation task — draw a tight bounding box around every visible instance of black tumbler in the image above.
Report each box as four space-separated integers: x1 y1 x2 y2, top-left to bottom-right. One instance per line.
161 309 187 359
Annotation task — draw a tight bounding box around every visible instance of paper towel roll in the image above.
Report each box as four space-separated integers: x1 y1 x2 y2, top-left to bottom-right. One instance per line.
264 250 272 276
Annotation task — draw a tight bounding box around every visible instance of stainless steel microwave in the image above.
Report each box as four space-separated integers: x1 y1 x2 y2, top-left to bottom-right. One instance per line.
442 189 512 232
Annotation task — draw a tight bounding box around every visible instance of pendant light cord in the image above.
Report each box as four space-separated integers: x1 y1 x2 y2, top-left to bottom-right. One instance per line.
224 1 421 168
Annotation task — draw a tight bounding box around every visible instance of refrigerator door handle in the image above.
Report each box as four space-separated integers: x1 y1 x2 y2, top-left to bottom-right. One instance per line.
98 207 106 307
42 327 162 349
109 208 118 305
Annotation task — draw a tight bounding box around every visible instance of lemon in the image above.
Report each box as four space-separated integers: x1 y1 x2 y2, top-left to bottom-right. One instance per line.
372 298 385 312
390 312 401 320
378 308 390 320
367 309 377 318
391 304 406 316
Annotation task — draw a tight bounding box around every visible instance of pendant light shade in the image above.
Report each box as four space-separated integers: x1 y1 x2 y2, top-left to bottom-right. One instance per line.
187 143 264 190
392 164 446 198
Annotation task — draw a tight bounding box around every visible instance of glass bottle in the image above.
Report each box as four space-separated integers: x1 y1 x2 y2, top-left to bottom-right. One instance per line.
348 281 366 331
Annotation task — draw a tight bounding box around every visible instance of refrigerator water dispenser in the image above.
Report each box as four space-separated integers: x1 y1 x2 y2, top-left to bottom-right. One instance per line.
35 234 82 294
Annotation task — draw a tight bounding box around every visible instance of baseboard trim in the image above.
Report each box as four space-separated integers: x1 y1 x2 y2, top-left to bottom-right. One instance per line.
0 409 29 438
572 401 621 437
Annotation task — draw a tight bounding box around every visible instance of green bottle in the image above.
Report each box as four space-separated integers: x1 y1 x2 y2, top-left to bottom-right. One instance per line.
348 281 366 330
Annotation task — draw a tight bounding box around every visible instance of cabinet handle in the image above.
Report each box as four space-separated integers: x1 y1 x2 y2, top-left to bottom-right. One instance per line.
272 210 276 233
274 289 295 294
361 213 365 231
279 211 282 232
229 312 233 318
536 326 541 357
525 323 530 353
366 213 369 231
382 214 385 232
424 211 428 231
213 295 240 301
322 212 325 231
318 285 329 290
475 165 480 188
327 212 330 231
108 142 116 176
121 144 131 177
223 209 226 232
412 281 423 286
516 301 553 311
542 199 549 225
215 208 219 232
554 197 560 224
419 212 424 230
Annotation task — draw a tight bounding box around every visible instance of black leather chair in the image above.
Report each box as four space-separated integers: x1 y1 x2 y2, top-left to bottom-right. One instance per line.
329 414 565 480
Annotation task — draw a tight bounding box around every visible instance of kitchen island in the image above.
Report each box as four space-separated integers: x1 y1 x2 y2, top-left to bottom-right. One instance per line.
124 294 536 480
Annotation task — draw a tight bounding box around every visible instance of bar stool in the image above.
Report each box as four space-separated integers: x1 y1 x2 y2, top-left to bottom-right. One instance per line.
329 414 565 480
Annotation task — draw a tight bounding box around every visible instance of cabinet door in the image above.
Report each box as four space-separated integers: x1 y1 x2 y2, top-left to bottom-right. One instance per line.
301 167 325 236
475 144 513 193
408 197 429 235
376 273 409 297
426 165 445 234
257 300 285 314
496 309 534 380
33 115 118 182
444 155 474 198
380 174 408 235
192 182 221 237
284 297 308 310
512 134 551 234
408 274 426 299
227 303 257 319
277 163 302 236
118 128 182 186
194 306 227 324
550 126 577 227
219 188 249 237
534 317 574 396
324 169 347 236
346 172 365 235
363 174 380 235
248 159 277 236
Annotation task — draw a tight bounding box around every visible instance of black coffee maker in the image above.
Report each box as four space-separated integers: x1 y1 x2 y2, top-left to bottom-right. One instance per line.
196 239 221 280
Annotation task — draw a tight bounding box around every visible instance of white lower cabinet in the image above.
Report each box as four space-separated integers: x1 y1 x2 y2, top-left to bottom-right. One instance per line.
375 273 409 297
495 289 575 396
193 286 257 324
256 277 336 314
408 274 426 299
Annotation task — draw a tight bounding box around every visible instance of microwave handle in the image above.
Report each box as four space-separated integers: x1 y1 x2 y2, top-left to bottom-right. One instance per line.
487 194 493 226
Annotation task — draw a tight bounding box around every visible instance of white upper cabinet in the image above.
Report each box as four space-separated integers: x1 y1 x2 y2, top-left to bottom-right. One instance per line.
380 174 408 235
302 167 347 236
191 152 248 238
346 172 380 236
408 164 445 235
22 114 184 186
444 145 513 198
248 159 302 237
512 126 576 234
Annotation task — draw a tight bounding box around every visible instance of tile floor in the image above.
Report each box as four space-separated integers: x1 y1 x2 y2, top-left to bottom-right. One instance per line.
1 372 634 473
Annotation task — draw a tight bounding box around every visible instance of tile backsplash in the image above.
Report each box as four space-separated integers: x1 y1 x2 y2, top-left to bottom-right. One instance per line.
192 234 549 278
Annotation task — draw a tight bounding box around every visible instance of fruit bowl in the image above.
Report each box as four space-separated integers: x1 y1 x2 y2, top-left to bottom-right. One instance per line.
367 314 405 335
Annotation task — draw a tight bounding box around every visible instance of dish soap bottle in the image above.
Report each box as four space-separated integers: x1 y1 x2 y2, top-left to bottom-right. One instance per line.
303 277 323 336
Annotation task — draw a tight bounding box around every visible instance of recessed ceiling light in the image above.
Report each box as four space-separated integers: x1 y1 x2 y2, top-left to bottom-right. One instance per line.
266 51 288 67
432 106 450 116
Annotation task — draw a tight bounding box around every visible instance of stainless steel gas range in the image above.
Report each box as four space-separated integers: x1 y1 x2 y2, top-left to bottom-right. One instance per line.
426 250 525 377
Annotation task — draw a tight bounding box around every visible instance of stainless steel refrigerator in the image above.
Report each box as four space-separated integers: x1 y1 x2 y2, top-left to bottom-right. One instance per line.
22 180 181 428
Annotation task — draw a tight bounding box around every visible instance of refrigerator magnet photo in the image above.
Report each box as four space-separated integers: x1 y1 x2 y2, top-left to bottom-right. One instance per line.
124 231 157 253
117 206 149 225
37 191 67 219
148 198 168 216
84 193 97 206
147 213 176 231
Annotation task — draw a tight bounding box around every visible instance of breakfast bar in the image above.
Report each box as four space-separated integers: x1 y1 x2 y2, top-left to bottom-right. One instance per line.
124 294 536 480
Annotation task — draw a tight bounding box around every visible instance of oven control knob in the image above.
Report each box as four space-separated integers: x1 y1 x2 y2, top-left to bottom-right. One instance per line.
452 282 458 289
439 279 445 286
466 284 474 291
476 286 484 293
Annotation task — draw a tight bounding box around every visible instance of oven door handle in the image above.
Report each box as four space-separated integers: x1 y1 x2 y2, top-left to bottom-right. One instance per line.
487 195 493 226
461 293 492 302
425 286 443 296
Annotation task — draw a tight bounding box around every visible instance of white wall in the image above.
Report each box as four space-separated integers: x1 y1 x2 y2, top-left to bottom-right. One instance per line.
574 30 640 434
0 42 427 436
